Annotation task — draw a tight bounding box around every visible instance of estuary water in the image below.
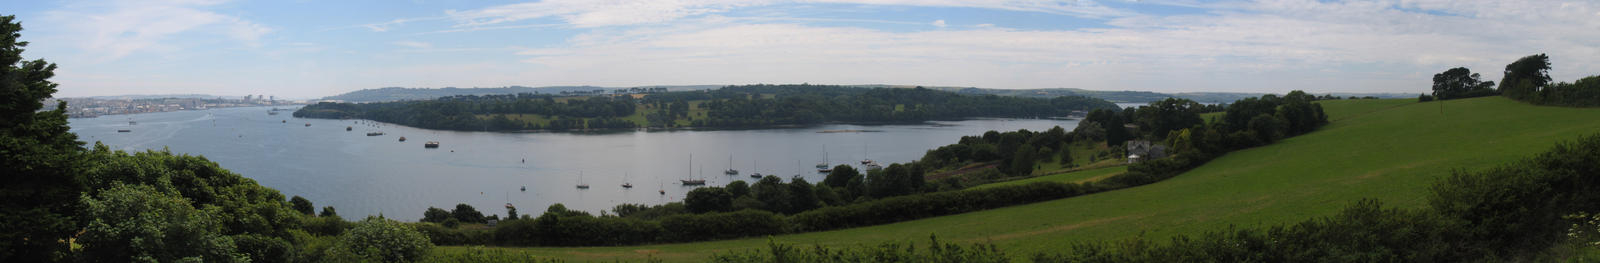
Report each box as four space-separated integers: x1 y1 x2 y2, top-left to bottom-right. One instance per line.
70 106 1080 220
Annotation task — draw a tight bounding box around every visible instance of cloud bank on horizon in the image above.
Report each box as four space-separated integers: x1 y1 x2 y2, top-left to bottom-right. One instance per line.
10 0 1598 98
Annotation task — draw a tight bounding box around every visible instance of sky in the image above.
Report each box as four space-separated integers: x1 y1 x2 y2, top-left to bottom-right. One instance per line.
8 0 1599 98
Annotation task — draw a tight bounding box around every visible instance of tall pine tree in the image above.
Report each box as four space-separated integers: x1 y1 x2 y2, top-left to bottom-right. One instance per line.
0 14 85 262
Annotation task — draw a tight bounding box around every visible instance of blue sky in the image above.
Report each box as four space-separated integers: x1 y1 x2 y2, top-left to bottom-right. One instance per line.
9 0 1599 98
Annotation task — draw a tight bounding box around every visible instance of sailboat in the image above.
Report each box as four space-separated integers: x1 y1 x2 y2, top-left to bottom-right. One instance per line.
861 143 875 164
622 172 633 189
724 155 739 175
750 160 763 178
816 146 831 172
575 171 590 189
680 154 706 185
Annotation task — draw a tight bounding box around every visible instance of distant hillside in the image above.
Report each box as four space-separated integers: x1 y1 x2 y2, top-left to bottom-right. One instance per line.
321 85 722 102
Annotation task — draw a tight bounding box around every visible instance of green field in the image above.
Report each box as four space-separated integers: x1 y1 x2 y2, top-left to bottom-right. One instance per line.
439 97 1600 261
474 99 712 129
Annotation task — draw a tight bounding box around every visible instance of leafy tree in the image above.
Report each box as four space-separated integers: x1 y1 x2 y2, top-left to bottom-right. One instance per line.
869 164 926 198
752 176 790 213
1431 67 1496 100
1133 98 1205 140
814 185 844 206
319 206 339 217
685 187 734 213
422 207 451 223
732 196 765 211
1499 53 1551 100
1058 143 1074 165
1085 109 1130 146
1005 144 1038 176
290 195 315 215
334 217 433 262
452 204 485 224
78 183 245 263
0 14 84 262
1247 114 1288 143
786 178 821 214
823 165 860 188
506 205 519 220
79 145 301 246
725 180 751 197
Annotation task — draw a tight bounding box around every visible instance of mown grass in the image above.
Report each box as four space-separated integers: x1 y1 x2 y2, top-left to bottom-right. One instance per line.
437 97 1600 262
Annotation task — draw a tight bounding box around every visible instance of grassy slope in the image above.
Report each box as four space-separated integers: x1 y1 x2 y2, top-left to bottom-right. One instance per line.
440 97 1600 262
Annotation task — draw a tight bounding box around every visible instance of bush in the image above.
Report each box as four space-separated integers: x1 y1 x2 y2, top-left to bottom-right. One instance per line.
790 181 1085 232
1033 134 1600 262
712 235 1007 263
288 230 339 263
1429 134 1600 258
494 205 666 246
335 217 434 262
77 183 245 263
233 234 293 263
452 204 486 224
659 210 787 242
422 207 452 223
685 187 735 213
420 246 569 263
414 223 494 246
300 214 352 236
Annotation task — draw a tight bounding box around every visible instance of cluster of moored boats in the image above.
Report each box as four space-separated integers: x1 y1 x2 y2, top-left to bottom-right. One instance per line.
331 120 442 148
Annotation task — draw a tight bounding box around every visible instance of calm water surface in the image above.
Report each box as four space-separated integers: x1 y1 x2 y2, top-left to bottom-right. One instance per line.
70 106 1080 220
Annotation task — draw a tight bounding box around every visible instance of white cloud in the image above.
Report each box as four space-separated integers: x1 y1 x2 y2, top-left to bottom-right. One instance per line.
931 19 946 28
496 0 1600 93
392 41 434 49
38 0 271 61
443 0 1130 28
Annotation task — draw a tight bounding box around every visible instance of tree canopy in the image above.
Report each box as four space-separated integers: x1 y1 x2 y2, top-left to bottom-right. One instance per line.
1498 53 1551 100
0 15 84 262
1431 67 1497 100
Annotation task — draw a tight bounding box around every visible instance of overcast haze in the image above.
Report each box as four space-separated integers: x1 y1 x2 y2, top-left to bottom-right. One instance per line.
10 0 1599 98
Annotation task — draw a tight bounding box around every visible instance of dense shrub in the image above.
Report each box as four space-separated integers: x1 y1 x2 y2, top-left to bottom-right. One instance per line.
80 145 302 240
492 204 665 246
1429 134 1600 258
1033 199 1467 262
419 246 570 263
712 236 1007 263
790 181 1086 232
300 214 352 236
1033 134 1600 262
77 183 245 263
233 234 294 263
335 217 434 262
659 210 787 242
414 223 495 246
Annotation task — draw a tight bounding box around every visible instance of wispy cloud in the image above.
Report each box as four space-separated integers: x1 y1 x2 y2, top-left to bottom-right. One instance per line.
39 0 271 61
442 0 1131 28
392 41 434 49
498 0 1600 93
